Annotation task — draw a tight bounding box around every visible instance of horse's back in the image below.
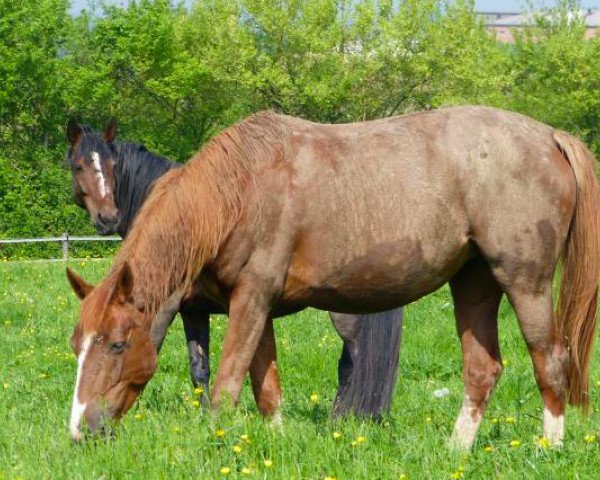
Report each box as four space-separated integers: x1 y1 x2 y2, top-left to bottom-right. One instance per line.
277 106 575 309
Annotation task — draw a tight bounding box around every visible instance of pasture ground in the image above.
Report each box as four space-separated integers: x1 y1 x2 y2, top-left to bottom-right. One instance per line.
1 259 600 479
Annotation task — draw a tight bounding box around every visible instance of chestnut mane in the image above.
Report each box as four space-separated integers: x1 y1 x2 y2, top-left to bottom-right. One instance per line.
103 111 288 319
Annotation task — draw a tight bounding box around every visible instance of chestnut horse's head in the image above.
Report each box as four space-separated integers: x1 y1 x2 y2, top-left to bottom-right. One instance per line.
66 264 158 441
66 119 120 234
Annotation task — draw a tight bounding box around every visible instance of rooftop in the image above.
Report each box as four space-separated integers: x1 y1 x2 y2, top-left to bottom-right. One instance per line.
477 8 600 27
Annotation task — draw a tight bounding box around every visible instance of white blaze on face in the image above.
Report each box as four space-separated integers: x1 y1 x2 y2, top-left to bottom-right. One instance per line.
91 151 107 199
543 407 564 446
70 335 92 440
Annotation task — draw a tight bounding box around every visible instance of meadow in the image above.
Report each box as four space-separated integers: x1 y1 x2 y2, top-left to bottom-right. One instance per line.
1 259 600 479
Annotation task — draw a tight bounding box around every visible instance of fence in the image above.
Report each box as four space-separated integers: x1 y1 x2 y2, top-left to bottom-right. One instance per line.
0 234 121 260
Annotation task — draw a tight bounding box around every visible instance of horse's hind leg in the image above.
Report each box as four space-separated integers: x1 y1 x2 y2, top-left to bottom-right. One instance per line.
248 317 282 420
506 286 568 445
449 258 503 450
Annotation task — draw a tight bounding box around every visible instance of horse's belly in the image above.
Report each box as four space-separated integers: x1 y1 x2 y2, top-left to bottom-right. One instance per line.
282 233 473 313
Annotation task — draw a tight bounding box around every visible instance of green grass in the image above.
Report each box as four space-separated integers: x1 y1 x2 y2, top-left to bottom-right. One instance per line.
1 259 600 479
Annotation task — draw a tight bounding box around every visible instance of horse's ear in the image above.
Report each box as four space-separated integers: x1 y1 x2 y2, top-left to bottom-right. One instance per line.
113 262 134 301
103 118 117 143
67 119 83 146
66 267 93 300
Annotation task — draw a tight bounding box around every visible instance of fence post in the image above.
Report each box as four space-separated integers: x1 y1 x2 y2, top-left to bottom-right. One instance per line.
62 232 69 261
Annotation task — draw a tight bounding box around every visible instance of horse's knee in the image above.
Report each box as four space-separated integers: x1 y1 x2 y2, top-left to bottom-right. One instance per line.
190 348 211 389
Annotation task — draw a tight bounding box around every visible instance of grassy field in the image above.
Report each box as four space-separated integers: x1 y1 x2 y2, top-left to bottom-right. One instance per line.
1 259 600 479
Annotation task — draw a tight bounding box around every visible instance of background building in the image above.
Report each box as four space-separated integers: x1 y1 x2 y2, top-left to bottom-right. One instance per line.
480 8 599 42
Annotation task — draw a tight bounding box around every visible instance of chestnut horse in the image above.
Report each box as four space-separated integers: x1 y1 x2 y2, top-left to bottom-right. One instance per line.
67 106 600 449
65 121 403 418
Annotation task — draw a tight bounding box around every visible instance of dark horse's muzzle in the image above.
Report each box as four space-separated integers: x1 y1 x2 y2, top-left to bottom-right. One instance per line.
95 212 119 235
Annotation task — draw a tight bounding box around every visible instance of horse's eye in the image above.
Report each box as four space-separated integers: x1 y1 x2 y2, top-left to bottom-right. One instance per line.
110 341 127 353
73 165 83 173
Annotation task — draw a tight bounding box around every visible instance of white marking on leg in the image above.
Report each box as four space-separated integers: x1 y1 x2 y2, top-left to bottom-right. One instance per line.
268 398 283 430
449 395 482 450
543 407 564 446
91 152 107 199
70 335 92 441
270 411 283 427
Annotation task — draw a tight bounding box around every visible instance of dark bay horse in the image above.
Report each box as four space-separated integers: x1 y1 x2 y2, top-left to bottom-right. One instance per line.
67 106 600 449
65 121 402 418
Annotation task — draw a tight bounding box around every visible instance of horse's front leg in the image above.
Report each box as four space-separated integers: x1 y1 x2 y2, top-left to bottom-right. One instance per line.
249 317 282 419
180 305 211 406
211 280 272 409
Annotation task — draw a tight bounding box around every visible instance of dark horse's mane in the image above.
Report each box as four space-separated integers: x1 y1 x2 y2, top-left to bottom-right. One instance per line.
110 142 180 237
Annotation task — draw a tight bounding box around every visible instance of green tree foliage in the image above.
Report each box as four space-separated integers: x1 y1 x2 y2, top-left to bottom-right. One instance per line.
1 0 599 257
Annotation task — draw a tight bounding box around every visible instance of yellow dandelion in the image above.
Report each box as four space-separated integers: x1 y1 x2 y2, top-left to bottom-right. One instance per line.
356 436 366 444
324 477 337 480
3 382 8 389
38 373 48 379
172 427 181 433
536 437 550 449
215 429 226 438
332 431 342 439
502 359 509 368
242 467 252 475
220 467 231 475
451 471 463 479
491 418 499 424
233 445 242 453
134 413 143 420
484 445 493 452
505 417 516 424
426 417 432 423
263 459 273 468
585 434 597 443
509 440 521 447
194 386 204 395
399 474 408 480
310 393 319 404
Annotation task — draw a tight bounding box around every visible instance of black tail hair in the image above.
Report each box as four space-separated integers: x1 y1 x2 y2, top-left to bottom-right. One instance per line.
331 308 403 419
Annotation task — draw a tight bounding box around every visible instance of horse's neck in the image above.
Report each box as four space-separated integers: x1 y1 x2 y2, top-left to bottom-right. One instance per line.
113 143 180 237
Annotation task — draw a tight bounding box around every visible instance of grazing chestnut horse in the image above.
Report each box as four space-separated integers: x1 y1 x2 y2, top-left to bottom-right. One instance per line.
67 106 600 449
65 120 403 418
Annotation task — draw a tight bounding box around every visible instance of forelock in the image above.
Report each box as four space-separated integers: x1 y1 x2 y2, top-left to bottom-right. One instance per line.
67 126 113 166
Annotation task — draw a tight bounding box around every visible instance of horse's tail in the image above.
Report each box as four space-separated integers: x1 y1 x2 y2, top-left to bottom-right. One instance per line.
553 131 600 412
332 309 403 419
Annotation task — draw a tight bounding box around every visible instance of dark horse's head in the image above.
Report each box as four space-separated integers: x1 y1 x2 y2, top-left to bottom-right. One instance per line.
66 119 120 235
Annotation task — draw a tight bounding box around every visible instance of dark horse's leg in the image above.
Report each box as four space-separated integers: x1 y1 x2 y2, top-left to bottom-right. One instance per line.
180 303 211 406
330 309 403 419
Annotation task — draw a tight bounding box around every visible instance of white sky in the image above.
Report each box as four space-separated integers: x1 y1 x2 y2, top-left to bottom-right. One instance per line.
70 0 599 14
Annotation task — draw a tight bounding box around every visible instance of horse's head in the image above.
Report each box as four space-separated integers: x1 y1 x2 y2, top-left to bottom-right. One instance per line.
66 119 120 235
66 264 157 441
